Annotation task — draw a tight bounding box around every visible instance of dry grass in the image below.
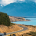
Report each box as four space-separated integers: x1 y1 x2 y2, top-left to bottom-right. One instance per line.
13 24 36 36
0 25 22 33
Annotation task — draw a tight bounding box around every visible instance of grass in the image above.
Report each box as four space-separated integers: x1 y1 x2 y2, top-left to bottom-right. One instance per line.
26 32 36 36
10 23 15 26
32 26 36 28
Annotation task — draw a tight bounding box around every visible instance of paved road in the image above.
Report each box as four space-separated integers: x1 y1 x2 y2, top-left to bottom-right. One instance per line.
6 25 28 35
0 25 28 36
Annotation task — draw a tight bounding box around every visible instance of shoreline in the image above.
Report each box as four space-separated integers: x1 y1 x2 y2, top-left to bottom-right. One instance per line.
11 20 30 22
11 23 36 26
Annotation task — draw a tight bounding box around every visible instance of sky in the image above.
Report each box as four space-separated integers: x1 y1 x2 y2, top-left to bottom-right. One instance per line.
0 0 36 17
0 0 36 6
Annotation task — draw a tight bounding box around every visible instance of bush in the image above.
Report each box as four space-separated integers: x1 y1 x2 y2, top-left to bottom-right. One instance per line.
0 12 10 26
10 23 15 26
26 32 36 36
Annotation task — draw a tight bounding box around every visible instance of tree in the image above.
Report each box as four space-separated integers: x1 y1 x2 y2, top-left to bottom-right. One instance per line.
0 12 10 26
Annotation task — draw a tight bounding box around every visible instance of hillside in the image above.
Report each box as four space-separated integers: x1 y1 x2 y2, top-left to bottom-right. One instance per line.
0 25 22 33
9 16 27 22
0 2 36 16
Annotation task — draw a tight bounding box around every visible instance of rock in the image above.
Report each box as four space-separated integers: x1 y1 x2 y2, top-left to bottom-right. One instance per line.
9 16 26 22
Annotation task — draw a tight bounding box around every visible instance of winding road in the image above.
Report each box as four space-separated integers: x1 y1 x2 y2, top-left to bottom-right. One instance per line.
6 25 28 35
0 25 28 36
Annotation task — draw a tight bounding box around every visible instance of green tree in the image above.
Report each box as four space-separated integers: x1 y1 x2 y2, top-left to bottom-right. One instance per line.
0 12 10 26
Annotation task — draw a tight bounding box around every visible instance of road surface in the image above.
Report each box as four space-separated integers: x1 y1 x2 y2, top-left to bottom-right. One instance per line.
0 25 28 36
6 25 28 35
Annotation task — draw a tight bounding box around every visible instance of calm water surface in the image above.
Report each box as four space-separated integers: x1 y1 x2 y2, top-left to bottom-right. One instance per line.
11 18 36 25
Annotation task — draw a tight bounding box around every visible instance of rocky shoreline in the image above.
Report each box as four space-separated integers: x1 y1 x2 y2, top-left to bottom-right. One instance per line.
9 16 30 22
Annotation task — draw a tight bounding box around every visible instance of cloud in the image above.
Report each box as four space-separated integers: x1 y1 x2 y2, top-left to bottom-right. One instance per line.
34 0 36 3
19 0 25 1
1 5 2 6
0 0 36 6
0 0 25 6
0 0 17 6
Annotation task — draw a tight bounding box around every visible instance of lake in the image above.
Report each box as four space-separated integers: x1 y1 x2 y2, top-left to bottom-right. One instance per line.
11 18 36 26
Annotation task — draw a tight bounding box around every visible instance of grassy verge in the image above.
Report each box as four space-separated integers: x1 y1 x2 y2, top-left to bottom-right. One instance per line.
10 23 15 26
26 32 36 36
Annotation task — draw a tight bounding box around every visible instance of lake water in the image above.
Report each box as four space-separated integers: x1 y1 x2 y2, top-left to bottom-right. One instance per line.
11 18 36 26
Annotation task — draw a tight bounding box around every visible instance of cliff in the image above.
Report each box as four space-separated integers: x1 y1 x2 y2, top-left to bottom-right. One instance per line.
9 16 26 22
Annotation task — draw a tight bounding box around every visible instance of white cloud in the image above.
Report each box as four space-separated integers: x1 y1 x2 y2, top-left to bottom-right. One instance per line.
0 0 36 6
19 0 25 1
34 0 36 3
1 5 2 6
0 0 17 6
0 0 25 6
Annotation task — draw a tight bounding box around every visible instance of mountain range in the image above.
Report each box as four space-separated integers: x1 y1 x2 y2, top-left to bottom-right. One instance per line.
0 2 36 17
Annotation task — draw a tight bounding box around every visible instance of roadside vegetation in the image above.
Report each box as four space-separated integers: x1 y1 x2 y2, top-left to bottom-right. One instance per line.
8 32 36 36
10 23 15 26
26 32 36 36
0 12 15 26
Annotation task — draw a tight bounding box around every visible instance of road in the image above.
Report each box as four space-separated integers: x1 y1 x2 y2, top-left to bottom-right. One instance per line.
6 25 28 35
0 25 28 36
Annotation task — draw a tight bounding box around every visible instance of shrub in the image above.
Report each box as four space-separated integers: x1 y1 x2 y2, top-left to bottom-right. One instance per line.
10 23 15 26
26 32 36 36
0 12 10 26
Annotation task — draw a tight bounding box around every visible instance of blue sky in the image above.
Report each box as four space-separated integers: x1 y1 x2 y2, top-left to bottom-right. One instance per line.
0 0 36 17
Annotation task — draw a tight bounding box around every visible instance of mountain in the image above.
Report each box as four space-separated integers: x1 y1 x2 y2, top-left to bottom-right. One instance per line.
0 2 36 17
0 6 3 10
